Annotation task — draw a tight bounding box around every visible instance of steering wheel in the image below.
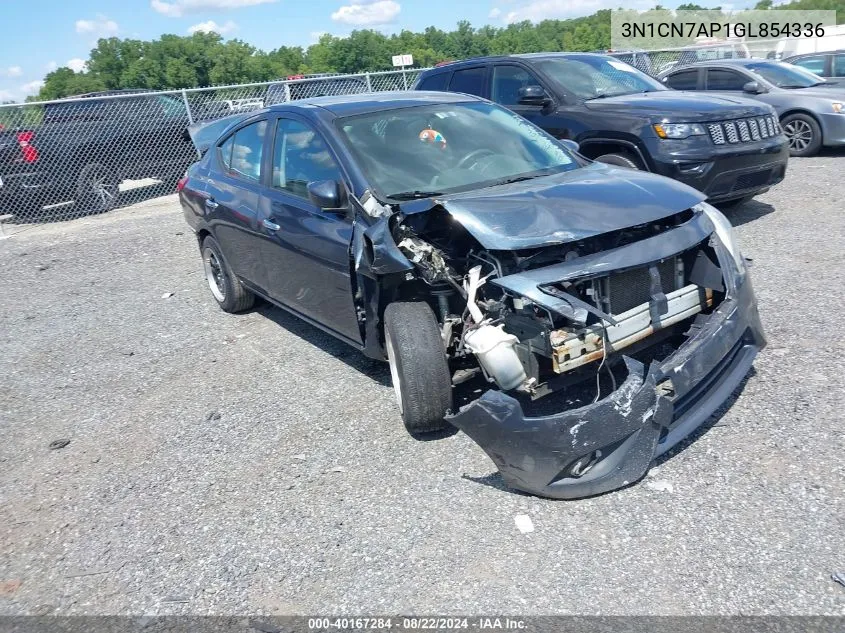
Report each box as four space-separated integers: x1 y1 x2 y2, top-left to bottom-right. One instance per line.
457 148 497 170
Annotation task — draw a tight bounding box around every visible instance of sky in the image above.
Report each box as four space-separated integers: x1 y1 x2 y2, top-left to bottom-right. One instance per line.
0 0 734 102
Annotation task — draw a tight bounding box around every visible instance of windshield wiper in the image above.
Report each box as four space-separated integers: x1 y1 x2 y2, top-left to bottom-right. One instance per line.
487 174 540 187
388 190 444 200
779 84 810 89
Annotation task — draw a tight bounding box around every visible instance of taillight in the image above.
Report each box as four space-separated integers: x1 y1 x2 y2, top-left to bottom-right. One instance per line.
176 175 188 192
16 131 38 163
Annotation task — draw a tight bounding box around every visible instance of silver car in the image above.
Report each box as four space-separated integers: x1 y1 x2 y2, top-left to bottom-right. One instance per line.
660 59 845 157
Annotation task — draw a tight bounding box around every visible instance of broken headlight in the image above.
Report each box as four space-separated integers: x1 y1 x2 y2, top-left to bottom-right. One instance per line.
695 201 747 279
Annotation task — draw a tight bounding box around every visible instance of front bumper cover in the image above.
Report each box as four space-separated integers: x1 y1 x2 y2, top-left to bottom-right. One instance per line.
446 274 765 499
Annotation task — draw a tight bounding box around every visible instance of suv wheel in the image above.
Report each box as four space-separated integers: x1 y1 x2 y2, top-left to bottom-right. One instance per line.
201 236 255 313
384 302 452 435
76 164 119 213
594 153 641 169
781 113 822 157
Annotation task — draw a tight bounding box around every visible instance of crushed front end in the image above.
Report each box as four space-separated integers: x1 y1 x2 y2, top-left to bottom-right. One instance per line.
394 200 765 499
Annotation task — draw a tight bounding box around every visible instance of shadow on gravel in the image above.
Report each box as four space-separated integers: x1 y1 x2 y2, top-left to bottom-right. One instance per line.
718 199 775 227
461 366 756 499
258 302 392 388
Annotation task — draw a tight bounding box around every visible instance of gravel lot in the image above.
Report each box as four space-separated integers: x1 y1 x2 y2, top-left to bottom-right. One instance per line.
1 154 843 616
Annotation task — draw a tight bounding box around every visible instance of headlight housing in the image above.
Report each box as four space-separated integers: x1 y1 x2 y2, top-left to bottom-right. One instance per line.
832 102 843 114
694 201 747 280
654 122 707 139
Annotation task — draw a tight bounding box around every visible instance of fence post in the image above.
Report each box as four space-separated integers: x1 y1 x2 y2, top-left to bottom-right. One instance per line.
401 68 408 90
283 82 292 103
365 72 373 92
182 89 193 125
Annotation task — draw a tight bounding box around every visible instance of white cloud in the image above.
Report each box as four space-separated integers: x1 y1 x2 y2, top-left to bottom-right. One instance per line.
46 61 58 72
0 66 23 78
0 89 15 102
20 80 44 96
331 0 400 25
310 30 328 42
66 58 88 73
151 0 277 17
488 7 501 18
75 14 119 37
504 0 602 23
188 19 239 34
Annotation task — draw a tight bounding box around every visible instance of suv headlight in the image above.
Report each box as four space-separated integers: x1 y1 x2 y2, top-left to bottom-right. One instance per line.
654 122 707 139
694 202 746 278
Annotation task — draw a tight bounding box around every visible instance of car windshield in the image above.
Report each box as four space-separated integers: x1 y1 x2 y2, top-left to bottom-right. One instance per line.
535 56 666 100
336 101 579 200
746 62 826 88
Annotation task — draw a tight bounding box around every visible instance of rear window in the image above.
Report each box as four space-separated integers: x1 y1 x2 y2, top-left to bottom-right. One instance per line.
449 67 486 97
417 72 450 91
43 100 106 123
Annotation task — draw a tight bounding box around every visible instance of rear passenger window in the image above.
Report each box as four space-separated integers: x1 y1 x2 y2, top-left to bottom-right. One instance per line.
418 73 450 91
664 70 698 90
833 54 845 78
706 69 747 91
790 56 825 75
220 120 266 181
449 67 486 97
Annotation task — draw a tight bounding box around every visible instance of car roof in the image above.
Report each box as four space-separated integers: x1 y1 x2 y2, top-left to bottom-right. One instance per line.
672 58 769 69
786 50 845 58
422 52 608 71
264 90 481 117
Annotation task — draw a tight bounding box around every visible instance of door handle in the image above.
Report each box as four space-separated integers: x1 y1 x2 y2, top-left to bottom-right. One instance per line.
262 218 281 231
204 198 219 209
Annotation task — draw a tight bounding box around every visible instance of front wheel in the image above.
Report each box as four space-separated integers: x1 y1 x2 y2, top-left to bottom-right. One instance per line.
384 302 453 435
781 113 822 157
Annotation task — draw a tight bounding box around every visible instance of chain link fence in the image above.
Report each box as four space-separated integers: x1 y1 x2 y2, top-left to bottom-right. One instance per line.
0 68 423 237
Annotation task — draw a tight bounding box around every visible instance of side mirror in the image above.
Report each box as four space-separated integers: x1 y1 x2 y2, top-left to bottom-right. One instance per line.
559 139 579 153
308 179 347 210
518 85 551 106
743 81 766 94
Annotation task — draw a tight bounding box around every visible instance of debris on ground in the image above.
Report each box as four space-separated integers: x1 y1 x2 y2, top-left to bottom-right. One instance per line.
645 480 674 493
205 410 221 422
35 264 49 271
48 439 71 450
514 515 535 534
292 454 306 461
0 580 21 596
161 292 174 299
328 466 347 473
832 571 845 589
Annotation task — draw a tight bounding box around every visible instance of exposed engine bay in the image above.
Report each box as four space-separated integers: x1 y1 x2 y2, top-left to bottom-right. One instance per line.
392 205 725 403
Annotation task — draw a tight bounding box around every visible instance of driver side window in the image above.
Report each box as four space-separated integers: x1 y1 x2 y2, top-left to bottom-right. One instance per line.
492 65 539 106
273 118 342 200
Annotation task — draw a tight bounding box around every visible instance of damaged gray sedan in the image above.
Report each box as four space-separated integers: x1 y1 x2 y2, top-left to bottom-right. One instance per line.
180 92 765 499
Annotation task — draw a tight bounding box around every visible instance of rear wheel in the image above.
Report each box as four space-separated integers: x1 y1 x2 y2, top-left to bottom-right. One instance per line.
201 236 255 313
781 113 822 157
594 152 641 169
384 302 453 435
75 164 119 214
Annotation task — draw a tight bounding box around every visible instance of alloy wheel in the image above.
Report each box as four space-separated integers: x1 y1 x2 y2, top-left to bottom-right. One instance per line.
783 119 813 152
203 247 226 302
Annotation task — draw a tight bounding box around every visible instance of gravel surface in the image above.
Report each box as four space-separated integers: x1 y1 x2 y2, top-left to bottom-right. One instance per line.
0 155 843 616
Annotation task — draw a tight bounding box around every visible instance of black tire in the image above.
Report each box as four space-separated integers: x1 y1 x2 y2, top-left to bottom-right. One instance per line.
594 153 641 169
201 236 255 313
781 113 822 157
75 164 119 213
384 302 453 435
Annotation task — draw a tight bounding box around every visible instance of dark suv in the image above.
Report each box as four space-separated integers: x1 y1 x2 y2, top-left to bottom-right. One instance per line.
1 89 196 217
414 53 789 205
